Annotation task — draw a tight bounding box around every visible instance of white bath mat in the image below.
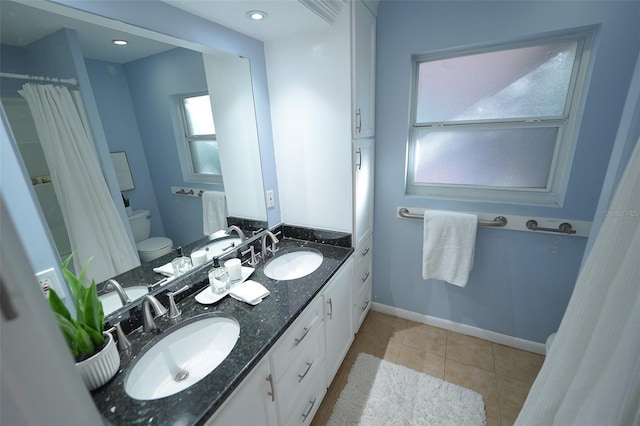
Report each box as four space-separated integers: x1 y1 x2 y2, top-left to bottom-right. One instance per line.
327 353 486 426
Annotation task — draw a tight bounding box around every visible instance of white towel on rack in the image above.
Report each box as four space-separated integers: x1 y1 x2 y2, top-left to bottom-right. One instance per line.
422 210 478 287
202 191 228 235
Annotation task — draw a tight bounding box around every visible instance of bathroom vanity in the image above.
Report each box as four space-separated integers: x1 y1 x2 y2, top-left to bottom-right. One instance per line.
91 225 354 425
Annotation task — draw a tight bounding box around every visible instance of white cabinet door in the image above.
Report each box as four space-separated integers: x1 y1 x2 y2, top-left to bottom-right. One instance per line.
352 0 376 139
353 138 374 249
323 258 354 385
207 356 277 426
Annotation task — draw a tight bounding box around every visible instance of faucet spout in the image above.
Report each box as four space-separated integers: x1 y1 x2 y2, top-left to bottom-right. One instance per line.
141 295 168 333
105 279 131 305
225 225 246 241
261 231 280 259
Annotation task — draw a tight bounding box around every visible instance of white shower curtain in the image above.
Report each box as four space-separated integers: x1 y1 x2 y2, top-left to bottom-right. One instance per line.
19 83 139 283
516 138 640 425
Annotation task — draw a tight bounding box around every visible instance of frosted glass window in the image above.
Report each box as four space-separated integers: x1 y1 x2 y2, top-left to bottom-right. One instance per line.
189 140 221 175
416 41 578 123
413 127 557 188
407 31 593 204
177 94 221 182
183 95 216 135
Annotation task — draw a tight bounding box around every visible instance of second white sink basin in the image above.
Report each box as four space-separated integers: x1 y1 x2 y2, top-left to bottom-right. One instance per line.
264 249 323 280
99 286 148 316
124 314 240 400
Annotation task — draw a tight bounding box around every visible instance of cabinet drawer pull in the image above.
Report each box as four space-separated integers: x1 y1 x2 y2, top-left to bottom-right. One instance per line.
362 299 370 312
361 272 370 282
298 361 314 383
327 298 333 319
355 109 362 134
355 148 362 170
266 374 275 402
294 326 310 346
361 247 370 256
301 397 317 422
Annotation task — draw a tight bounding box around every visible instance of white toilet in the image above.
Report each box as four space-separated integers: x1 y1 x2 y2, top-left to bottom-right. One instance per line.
128 209 173 262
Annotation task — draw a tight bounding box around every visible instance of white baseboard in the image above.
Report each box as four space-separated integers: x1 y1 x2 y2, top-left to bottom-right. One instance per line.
371 302 546 355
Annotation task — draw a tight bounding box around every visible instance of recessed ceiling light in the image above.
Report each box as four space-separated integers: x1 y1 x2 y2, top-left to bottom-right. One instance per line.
112 40 128 46
246 10 267 21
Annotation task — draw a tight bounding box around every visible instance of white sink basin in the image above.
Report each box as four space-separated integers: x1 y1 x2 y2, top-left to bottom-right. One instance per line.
264 250 323 280
124 314 240 400
99 286 148 316
191 237 242 261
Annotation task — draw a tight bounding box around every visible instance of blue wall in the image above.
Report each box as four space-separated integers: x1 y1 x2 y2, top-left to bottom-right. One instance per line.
373 0 640 343
84 59 164 238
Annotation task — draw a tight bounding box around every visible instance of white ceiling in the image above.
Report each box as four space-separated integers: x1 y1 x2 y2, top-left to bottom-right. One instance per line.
0 1 177 63
0 0 334 66
162 0 333 42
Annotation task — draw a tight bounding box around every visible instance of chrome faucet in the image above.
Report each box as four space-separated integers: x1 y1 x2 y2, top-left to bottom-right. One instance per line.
261 231 280 259
105 279 131 305
225 225 246 241
141 295 168 333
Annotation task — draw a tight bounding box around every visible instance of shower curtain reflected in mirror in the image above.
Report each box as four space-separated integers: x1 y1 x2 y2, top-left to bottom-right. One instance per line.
19 83 139 282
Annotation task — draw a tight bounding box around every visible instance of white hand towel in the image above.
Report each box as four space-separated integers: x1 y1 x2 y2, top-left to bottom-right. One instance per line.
202 191 228 235
422 210 478 287
153 262 174 277
229 280 270 305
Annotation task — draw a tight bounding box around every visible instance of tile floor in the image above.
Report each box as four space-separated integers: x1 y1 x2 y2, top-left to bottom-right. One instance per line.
312 310 545 426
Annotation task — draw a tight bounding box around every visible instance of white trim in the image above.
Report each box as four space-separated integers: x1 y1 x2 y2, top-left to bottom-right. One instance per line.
371 302 547 355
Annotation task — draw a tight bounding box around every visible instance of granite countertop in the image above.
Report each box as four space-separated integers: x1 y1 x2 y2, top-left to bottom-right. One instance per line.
91 226 353 425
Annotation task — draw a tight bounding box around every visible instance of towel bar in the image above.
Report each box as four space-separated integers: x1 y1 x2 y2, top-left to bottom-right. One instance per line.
398 208 507 228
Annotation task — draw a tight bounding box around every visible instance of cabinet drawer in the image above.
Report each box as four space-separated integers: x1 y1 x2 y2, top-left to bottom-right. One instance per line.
271 297 323 380
356 234 373 262
284 360 327 426
275 326 324 419
354 276 372 333
355 251 372 293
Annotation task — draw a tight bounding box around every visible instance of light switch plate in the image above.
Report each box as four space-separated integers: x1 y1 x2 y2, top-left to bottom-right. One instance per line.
266 190 275 208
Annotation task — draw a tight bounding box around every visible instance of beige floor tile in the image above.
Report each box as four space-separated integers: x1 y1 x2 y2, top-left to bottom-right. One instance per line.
402 323 447 357
486 415 502 426
446 331 495 372
493 343 544 384
444 358 500 420
396 345 445 378
496 375 531 423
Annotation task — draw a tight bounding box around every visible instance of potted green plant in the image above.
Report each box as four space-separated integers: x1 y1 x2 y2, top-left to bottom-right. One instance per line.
48 255 120 390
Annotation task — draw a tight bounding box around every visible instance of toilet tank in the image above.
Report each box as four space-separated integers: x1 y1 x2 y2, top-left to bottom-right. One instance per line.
128 209 151 243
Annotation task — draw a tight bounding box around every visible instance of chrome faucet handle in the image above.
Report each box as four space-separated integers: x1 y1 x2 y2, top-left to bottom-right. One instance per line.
105 279 131 304
141 295 168 333
241 246 259 267
106 322 132 351
167 284 190 319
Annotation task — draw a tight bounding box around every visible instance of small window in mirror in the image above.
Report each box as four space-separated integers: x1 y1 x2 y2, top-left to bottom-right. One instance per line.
178 94 222 183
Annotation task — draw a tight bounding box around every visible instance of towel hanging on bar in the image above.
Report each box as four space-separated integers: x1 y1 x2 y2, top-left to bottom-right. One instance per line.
422 210 478 287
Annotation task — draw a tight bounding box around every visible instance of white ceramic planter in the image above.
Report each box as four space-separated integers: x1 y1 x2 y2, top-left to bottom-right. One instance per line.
75 332 120 390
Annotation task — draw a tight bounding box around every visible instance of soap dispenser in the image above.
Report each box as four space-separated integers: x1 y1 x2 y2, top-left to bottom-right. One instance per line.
171 246 192 276
208 258 229 294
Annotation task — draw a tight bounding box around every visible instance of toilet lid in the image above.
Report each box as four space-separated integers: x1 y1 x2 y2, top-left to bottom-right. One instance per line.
137 237 173 253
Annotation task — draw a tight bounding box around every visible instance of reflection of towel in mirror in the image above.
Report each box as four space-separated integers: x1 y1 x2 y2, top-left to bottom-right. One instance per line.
422 210 477 287
202 191 228 235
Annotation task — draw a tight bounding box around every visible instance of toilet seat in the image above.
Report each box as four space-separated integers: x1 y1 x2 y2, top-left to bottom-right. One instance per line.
136 237 173 262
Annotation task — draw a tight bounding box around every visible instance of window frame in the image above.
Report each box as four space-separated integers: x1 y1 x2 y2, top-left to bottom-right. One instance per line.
406 29 595 206
176 93 223 184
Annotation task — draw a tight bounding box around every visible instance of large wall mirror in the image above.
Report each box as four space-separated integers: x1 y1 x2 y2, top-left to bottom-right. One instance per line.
0 0 278 315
